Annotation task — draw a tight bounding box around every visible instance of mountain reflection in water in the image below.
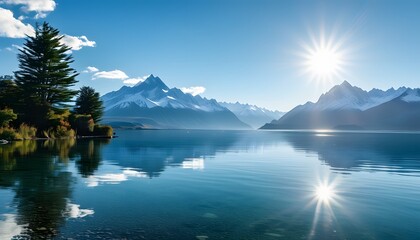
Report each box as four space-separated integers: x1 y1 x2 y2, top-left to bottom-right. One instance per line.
1 130 420 239
105 130 420 177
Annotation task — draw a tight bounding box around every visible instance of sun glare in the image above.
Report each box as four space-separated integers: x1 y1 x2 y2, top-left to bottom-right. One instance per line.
308 47 341 77
308 178 341 239
300 30 348 85
316 184 334 203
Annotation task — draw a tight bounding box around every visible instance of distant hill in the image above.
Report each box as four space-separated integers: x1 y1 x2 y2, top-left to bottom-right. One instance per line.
219 102 284 129
101 75 250 129
261 81 420 130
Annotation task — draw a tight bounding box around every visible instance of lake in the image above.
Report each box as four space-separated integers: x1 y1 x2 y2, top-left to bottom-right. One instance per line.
1 130 420 239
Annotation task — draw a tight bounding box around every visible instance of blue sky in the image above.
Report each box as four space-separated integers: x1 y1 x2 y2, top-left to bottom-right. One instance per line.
1 0 420 111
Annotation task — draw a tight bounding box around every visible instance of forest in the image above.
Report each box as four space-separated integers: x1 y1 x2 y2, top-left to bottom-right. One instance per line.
0 22 112 140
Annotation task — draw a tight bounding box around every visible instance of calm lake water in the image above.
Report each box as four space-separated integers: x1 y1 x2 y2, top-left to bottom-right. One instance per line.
1 130 420 239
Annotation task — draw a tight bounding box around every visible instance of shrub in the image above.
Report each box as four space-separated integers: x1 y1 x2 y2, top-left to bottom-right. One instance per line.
44 126 75 139
0 109 17 127
93 125 113 138
70 114 94 136
47 109 71 129
0 127 19 140
43 129 54 139
17 124 37 139
55 125 74 138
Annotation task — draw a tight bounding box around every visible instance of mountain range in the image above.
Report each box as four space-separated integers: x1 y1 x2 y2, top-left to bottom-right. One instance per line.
101 75 252 129
261 81 420 130
219 102 284 129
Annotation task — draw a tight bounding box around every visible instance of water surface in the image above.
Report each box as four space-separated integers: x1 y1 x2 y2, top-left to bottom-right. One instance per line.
1 130 420 239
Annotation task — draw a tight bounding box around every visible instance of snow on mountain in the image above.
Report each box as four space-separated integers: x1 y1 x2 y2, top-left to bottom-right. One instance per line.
219 102 284 129
101 75 250 129
313 81 407 111
102 74 226 112
401 89 420 102
261 81 420 130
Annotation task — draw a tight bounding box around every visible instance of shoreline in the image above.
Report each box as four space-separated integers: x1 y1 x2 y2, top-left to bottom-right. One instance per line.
0 135 116 143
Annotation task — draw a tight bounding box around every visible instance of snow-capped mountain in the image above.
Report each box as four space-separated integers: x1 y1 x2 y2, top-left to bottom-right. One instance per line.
312 81 407 111
101 75 250 129
103 75 225 112
219 102 284 129
261 81 420 130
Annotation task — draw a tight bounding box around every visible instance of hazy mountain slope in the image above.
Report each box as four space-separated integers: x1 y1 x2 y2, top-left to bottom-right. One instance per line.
219 102 284 129
361 89 420 130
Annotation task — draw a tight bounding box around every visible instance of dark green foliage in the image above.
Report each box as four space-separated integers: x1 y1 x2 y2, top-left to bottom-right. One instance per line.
0 109 17 127
42 109 75 139
14 22 78 130
46 109 71 129
74 86 104 123
0 128 18 141
93 125 113 138
0 79 19 110
52 126 75 138
0 137 111 238
75 139 109 177
70 114 95 136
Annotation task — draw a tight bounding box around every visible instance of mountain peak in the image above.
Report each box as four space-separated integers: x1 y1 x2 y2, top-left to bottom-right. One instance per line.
135 74 169 90
326 80 359 96
340 80 352 87
101 75 230 113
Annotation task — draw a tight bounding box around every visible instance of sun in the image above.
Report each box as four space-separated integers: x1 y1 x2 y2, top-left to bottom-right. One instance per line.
300 31 347 84
308 47 341 77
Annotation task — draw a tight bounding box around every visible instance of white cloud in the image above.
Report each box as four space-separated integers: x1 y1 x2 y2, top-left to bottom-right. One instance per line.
60 35 96 51
1 0 56 18
0 7 34 38
82 66 99 73
123 75 151 86
180 86 206 96
87 67 150 86
11 44 21 50
2 44 20 52
92 70 129 80
34 12 47 19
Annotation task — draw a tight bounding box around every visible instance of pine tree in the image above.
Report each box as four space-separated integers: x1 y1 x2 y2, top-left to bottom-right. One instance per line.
14 22 78 130
74 86 104 123
0 79 19 110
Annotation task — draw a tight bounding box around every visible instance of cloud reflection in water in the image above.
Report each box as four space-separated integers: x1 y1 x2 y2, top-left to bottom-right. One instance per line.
86 168 148 187
0 214 27 239
182 157 205 170
63 201 94 219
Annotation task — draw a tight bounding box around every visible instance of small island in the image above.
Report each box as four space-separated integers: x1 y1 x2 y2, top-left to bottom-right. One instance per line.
0 22 113 141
